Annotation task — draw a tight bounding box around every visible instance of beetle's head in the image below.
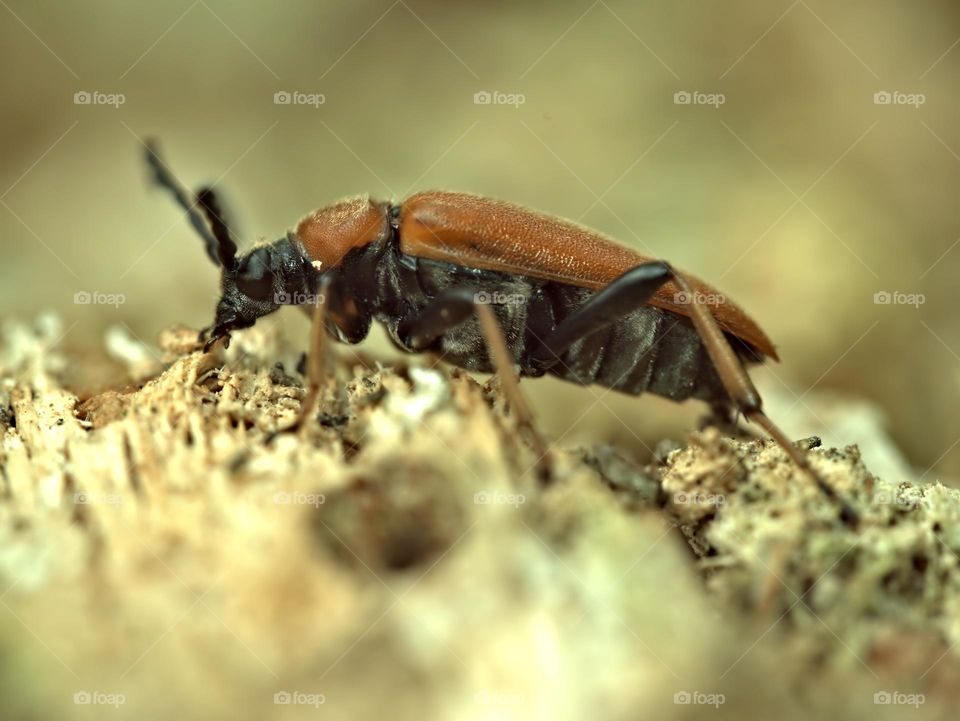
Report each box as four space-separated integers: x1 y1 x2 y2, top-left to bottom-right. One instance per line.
204 245 285 351
203 231 316 351
144 140 311 351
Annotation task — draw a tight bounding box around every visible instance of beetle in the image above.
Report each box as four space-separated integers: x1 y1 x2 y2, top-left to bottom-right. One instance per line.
144 140 854 522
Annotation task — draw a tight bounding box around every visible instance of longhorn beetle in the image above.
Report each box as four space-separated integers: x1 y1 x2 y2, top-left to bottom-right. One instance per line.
144 140 855 524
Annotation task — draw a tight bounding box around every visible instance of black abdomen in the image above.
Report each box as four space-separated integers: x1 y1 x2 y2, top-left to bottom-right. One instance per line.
331 240 759 408
537 285 720 402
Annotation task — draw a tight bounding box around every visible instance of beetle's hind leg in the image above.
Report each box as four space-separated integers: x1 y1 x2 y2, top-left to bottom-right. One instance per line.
526 260 856 526
666 267 858 526
397 287 551 481
527 262 673 368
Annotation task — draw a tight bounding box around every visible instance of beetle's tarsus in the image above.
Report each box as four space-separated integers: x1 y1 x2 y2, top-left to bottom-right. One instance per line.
745 409 857 528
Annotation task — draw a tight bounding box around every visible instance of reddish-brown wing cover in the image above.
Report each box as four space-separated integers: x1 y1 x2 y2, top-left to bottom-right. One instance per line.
398 191 777 360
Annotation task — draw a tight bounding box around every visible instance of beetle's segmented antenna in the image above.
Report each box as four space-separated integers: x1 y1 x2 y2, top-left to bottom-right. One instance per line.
196 188 238 271
143 139 228 268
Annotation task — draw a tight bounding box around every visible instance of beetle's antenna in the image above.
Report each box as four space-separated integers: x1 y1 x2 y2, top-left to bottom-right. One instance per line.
143 139 231 268
196 188 238 270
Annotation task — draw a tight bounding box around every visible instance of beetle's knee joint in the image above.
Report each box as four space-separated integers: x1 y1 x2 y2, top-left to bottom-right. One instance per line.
739 396 763 416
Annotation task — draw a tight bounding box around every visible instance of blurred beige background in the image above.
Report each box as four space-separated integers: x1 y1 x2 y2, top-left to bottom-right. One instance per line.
2 0 958 477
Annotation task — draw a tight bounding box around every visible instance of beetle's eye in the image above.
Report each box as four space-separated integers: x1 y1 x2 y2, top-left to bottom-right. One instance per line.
235 251 275 299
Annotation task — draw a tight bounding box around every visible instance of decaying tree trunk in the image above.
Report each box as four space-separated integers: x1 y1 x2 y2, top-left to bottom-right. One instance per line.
0 315 956 720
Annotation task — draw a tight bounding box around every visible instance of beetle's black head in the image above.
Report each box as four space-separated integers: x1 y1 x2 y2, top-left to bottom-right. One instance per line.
204 238 309 352
143 140 312 351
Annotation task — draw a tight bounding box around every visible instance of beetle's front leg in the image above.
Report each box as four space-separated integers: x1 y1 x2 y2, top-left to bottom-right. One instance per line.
300 278 333 429
267 276 334 439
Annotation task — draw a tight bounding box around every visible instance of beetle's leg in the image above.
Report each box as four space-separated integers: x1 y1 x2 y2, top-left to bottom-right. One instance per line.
529 262 738 433
528 260 856 525
475 301 552 479
298 285 330 431
666 266 858 526
528 262 672 367
269 276 332 438
398 287 551 480
397 288 476 352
